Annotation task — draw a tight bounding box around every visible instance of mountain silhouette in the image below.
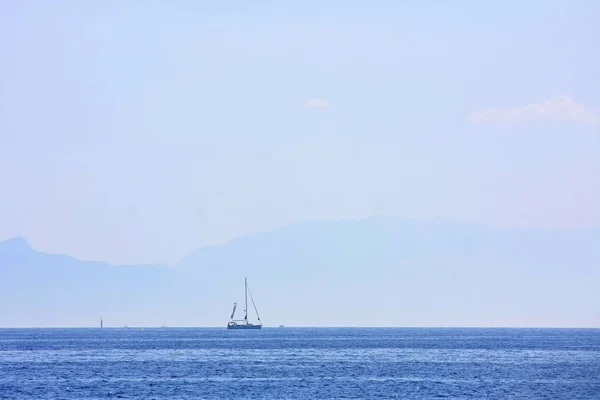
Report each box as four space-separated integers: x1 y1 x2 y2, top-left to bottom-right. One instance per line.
1 217 599 327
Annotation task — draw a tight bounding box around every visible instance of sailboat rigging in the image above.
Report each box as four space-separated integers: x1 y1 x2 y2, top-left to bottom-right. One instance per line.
227 277 262 330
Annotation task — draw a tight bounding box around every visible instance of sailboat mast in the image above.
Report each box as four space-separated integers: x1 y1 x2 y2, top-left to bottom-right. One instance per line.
244 277 248 322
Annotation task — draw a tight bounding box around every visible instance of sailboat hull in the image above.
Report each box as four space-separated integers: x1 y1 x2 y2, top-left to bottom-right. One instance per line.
227 324 262 330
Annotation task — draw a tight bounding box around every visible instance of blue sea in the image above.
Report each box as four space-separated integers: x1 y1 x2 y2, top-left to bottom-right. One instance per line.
0 328 598 399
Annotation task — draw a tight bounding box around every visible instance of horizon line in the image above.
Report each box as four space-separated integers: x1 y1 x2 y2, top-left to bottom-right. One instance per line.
0 325 597 329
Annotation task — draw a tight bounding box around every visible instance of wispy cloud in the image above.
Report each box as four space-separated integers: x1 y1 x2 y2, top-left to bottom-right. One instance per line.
307 98 328 108
468 95 598 125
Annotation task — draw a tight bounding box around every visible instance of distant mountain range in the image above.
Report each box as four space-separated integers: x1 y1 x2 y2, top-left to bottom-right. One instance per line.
1 217 599 328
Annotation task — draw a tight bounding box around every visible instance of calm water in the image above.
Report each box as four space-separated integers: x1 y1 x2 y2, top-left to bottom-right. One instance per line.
0 328 598 399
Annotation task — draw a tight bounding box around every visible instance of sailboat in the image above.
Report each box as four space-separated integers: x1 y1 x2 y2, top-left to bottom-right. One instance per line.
227 277 262 330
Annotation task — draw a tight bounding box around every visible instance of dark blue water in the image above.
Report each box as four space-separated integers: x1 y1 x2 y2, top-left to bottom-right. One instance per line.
0 328 598 399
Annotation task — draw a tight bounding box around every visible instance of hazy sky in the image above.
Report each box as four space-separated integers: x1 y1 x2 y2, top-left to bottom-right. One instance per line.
1 1 599 265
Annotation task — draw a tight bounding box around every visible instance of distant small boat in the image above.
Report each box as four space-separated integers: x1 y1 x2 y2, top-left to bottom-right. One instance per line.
227 278 262 330
278 324 285 328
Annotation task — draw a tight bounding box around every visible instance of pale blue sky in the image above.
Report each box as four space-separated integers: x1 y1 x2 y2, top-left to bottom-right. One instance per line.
1 0 599 265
